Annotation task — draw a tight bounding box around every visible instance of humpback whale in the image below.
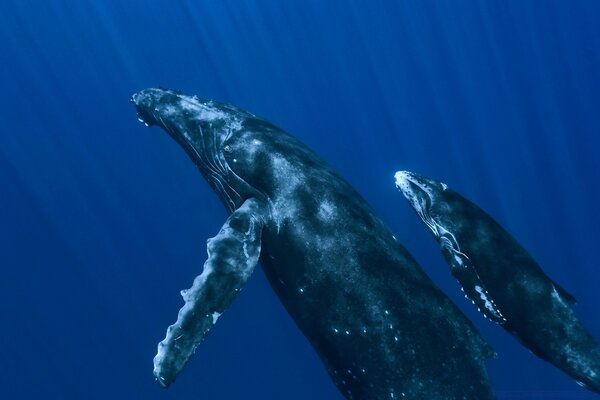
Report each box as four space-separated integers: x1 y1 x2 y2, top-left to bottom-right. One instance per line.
131 88 496 399
395 170 600 394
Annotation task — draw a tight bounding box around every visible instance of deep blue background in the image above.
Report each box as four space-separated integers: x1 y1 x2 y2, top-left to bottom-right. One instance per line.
1 1 599 399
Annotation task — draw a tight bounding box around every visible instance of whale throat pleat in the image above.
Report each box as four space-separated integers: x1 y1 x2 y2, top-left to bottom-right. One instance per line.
152 198 266 387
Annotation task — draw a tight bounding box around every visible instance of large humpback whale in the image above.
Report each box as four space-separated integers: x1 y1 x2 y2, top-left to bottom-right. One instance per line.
131 88 495 399
395 170 600 394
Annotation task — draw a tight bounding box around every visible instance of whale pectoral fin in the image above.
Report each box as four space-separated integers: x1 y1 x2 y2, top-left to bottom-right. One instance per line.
153 198 266 387
440 238 507 324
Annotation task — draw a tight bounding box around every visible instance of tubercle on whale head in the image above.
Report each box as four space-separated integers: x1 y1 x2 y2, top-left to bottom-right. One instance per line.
394 171 448 198
130 88 262 213
131 88 179 127
394 170 450 237
394 170 445 209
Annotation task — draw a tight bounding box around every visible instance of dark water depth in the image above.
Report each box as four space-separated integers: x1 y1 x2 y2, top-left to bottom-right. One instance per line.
0 1 599 399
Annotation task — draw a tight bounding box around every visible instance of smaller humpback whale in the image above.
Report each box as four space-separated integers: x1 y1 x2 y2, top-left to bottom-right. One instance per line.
131 88 497 399
395 170 600 394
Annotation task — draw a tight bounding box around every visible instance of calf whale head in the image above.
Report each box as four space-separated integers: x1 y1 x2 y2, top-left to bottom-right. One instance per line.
394 170 454 238
131 88 265 213
395 170 509 324
394 170 472 260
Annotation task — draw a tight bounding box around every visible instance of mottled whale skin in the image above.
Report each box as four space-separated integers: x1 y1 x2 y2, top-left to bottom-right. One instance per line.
131 88 496 399
395 170 600 394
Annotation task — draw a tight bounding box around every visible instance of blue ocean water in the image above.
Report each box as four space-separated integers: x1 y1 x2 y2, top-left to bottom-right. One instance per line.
1 1 599 399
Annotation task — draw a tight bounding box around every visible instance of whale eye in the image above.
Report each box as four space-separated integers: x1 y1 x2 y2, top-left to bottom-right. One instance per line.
223 145 232 153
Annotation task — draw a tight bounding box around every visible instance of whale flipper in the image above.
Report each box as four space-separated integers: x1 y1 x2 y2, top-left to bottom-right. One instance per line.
439 235 506 324
153 198 266 387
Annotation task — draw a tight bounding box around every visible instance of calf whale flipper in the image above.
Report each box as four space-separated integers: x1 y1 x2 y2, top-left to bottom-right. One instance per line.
395 170 600 394
439 236 506 324
153 198 266 387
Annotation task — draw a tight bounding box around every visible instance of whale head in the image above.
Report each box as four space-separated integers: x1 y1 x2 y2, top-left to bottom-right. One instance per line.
132 88 265 213
394 170 455 238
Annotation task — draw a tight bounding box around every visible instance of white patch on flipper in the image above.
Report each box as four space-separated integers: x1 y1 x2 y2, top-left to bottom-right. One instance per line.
153 199 264 386
474 285 505 321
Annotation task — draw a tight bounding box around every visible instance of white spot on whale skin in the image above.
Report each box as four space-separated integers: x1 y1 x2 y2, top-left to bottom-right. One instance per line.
453 253 462 264
269 156 304 229
179 98 225 121
177 96 244 131
212 312 221 324
243 138 263 159
317 201 336 221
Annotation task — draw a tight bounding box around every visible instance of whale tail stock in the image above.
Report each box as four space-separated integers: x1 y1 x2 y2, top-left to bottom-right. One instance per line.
541 293 600 393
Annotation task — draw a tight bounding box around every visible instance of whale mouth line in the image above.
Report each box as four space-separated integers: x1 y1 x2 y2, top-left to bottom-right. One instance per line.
131 92 155 127
395 170 439 235
130 90 248 213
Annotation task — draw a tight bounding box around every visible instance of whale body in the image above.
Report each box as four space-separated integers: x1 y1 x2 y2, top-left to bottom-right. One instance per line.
395 170 600 394
131 88 496 399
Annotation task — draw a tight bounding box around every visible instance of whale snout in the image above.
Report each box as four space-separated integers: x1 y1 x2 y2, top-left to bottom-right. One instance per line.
394 170 416 196
394 170 440 214
395 170 446 197
131 88 180 127
130 88 163 108
131 89 159 127
394 170 410 185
